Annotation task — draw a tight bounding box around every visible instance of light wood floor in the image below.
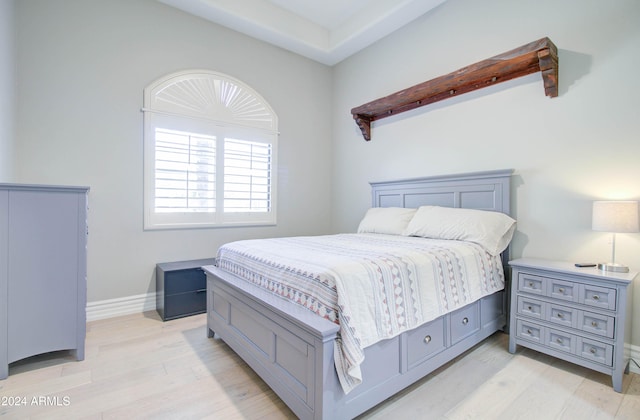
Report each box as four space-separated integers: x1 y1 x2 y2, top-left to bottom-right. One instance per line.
1 312 639 419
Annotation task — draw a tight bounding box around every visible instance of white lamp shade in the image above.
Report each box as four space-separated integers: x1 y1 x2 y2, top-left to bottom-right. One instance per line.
592 201 640 233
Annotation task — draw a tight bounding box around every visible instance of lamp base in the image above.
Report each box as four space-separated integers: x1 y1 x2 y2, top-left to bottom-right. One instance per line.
597 262 630 273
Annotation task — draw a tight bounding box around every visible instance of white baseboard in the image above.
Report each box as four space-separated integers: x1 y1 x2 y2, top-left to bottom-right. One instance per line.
630 344 640 374
86 292 157 322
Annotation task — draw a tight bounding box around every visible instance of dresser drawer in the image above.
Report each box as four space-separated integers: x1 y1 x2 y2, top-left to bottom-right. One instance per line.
577 337 613 366
580 284 616 311
406 317 446 366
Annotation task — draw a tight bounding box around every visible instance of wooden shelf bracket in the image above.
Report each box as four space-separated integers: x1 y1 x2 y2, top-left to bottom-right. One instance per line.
351 37 558 141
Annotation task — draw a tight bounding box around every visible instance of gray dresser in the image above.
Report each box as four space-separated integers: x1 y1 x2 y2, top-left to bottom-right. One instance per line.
0 184 89 379
508 258 636 392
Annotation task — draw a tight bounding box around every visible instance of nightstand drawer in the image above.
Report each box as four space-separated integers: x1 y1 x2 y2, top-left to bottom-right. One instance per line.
515 319 612 366
165 268 206 295
548 278 578 303
517 295 612 338
518 273 580 304
164 291 207 319
546 302 577 329
518 273 546 296
580 284 616 311
515 319 544 344
579 311 615 338
577 337 613 366
517 296 544 319
546 328 575 354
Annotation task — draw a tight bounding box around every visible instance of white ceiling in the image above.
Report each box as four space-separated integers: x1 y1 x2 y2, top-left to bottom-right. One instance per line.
157 0 447 65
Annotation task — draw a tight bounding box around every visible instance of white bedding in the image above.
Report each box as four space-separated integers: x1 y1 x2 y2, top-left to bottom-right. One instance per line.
216 233 505 393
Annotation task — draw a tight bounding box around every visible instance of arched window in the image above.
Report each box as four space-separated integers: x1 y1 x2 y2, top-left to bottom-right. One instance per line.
143 70 278 229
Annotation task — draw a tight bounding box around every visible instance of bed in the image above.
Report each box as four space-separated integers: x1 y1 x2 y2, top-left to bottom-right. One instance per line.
203 169 514 419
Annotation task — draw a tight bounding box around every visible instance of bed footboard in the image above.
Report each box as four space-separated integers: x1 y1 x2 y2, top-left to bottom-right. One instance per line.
204 265 506 420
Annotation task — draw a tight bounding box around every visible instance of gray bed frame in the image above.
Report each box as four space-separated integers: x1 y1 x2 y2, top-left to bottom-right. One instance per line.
203 169 513 419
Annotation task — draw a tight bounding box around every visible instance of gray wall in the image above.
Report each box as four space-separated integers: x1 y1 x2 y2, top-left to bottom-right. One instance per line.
331 0 640 344
10 0 640 349
13 0 333 302
0 0 14 181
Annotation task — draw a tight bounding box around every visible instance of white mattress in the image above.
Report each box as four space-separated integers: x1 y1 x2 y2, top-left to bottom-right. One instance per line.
216 233 505 393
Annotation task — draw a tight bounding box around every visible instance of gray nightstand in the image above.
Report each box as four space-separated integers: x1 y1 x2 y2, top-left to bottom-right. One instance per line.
508 258 636 392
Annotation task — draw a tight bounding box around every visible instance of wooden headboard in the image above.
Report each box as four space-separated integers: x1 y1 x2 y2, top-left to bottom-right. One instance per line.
370 169 514 264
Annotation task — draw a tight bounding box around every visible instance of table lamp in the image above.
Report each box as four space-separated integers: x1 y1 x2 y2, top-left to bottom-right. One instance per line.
592 200 639 273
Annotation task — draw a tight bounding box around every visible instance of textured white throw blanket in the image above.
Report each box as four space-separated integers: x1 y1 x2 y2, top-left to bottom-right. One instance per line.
216 233 505 393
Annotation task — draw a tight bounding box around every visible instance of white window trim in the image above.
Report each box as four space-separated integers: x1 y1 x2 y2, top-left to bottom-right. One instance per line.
142 70 278 230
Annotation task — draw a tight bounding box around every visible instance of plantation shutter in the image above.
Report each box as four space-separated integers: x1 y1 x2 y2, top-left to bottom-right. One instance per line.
224 138 272 212
154 128 216 213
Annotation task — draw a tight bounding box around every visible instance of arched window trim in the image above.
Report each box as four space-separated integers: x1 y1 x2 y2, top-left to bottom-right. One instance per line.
142 70 278 230
143 69 278 132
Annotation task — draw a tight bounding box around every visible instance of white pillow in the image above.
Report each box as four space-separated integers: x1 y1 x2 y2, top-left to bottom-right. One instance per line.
403 205 516 255
357 207 417 235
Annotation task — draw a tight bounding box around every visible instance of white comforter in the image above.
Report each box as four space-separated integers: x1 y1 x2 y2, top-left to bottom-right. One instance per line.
216 233 505 393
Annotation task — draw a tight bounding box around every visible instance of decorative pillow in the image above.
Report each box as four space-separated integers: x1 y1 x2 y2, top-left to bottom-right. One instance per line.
403 205 516 255
357 207 417 235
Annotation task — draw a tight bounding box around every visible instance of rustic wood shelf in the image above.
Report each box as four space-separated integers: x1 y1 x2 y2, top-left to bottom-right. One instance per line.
351 37 558 141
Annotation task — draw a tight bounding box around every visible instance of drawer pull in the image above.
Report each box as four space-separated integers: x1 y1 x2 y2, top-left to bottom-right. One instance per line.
590 347 597 354
556 338 563 345
526 329 533 335
529 282 534 287
558 287 565 293
591 321 598 327
527 305 533 311
557 313 564 319
593 295 600 301
462 317 469 325
424 335 432 344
